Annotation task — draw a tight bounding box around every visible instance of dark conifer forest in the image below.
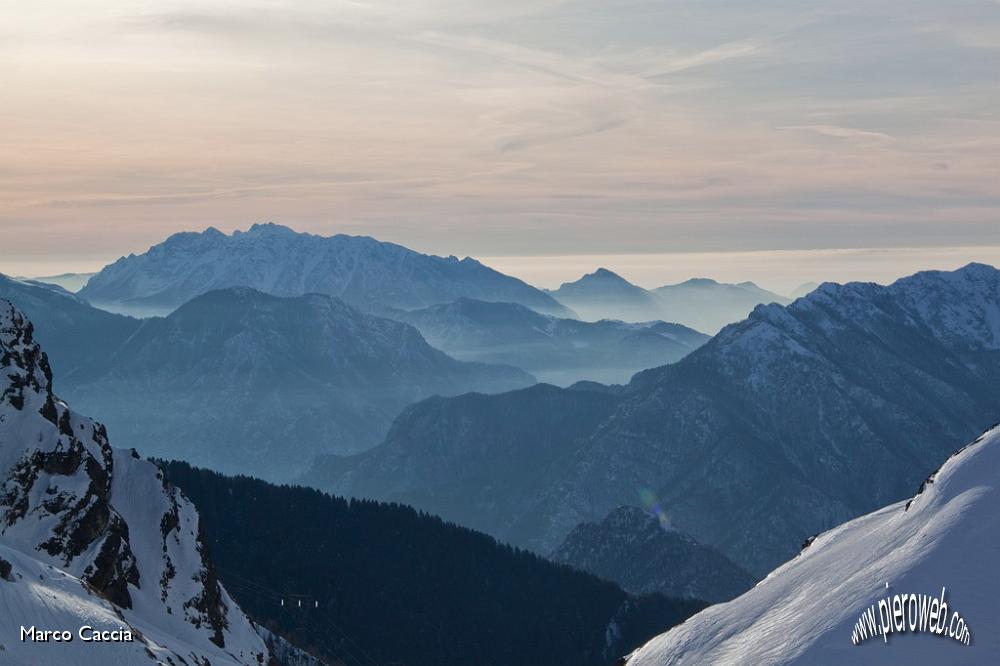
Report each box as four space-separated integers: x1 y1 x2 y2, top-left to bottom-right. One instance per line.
159 460 704 666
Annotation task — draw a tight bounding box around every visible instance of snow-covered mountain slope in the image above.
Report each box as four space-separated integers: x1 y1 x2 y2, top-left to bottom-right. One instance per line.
548 269 788 333
396 298 707 385
0 300 269 665
625 424 1000 665
62 287 533 480
551 506 755 603
78 223 571 317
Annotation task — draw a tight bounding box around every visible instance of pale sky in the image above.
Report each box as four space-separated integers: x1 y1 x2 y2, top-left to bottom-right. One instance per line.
3 1 1000 280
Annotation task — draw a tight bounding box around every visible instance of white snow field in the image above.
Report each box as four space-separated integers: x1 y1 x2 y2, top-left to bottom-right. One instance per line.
626 424 1000 665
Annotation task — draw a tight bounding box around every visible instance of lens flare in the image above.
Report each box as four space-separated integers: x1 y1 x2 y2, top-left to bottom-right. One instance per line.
638 487 672 529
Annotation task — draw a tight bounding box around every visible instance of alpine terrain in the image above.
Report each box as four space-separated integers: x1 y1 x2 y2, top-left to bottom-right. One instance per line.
61 287 533 480
314 264 1000 577
552 506 755 603
625 424 1000 665
78 223 572 317
1 276 533 479
0 300 275 665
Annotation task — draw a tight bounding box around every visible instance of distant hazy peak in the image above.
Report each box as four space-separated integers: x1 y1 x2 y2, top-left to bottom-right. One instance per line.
556 267 637 289
588 267 627 280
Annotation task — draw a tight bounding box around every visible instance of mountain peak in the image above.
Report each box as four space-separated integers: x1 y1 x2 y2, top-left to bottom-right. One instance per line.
0 300 52 406
243 222 299 236
586 267 630 283
80 224 570 317
604 505 663 529
552 504 756 603
555 267 644 292
676 277 720 287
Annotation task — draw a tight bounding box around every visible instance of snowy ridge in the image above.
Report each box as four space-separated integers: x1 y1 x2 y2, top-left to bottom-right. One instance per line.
78 223 569 316
624 424 1000 665
0 300 269 664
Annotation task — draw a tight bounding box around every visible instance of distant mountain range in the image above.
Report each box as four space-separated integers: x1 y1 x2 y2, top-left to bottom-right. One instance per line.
396 297 708 385
0 299 274 665
312 263 1000 577
551 506 756 603
1 275 533 480
18 271 96 293
78 223 572 317
625 424 1000 665
548 268 789 333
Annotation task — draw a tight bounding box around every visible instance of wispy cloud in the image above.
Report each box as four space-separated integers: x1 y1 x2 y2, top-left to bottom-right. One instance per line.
640 40 762 78
777 125 896 147
2 0 1000 268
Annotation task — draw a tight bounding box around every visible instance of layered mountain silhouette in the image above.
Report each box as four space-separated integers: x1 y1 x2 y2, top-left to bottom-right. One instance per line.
548 268 788 333
313 263 1000 576
1 276 533 480
78 223 572 317
18 272 95 293
0 274 140 378
396 297 708 385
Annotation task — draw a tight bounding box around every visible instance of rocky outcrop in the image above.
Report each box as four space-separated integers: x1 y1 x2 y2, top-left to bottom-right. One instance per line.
0 299 269 664
551 506 755 603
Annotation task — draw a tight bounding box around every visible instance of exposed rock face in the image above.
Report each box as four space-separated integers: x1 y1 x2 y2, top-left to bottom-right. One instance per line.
551 506 755 603
0 299 269 664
